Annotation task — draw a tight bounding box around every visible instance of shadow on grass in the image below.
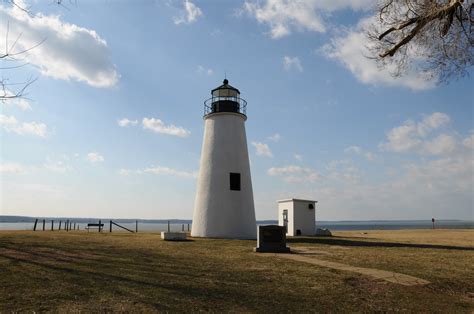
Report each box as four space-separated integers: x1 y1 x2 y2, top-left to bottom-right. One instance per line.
0 251 249 310
287 237 474 251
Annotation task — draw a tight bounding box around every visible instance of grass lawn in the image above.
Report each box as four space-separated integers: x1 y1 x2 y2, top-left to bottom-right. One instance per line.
0 229 473 312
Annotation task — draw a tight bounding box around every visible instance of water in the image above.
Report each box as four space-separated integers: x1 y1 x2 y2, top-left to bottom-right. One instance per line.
0 222 190 232
316 220 474 231
1 220 472 232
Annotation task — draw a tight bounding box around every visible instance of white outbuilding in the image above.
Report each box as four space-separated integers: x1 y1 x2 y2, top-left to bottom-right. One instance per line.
278 199 317 236
191 79 256 239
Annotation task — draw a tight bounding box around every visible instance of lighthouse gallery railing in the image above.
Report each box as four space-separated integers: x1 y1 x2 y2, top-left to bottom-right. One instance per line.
204 96 247 116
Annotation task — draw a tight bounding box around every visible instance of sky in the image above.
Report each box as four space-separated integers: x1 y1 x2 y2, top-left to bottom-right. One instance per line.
0 0 473 221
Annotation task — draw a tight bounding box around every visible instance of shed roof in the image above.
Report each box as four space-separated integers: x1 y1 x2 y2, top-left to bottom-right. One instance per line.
277 198 318 203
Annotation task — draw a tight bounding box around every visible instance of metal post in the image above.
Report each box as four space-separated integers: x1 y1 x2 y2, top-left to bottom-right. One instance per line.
51 220 54 231
136 220 138 233
99 220 102 232
33 219 38 231
66 220 69 232
59 221 62 230
42 219 45 231
167 220 170 232
110 220 112 233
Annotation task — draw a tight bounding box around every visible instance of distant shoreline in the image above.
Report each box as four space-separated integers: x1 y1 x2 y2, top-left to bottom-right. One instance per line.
1 215 472 231
1 215 472 223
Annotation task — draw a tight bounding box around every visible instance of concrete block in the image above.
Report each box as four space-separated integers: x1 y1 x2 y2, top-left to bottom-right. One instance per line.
161 232 187 241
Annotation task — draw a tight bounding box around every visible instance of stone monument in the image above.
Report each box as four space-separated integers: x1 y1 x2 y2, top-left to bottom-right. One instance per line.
254 225 291 253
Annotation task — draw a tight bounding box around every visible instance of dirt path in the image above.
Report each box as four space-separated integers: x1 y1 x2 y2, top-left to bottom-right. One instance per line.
267 247 430 286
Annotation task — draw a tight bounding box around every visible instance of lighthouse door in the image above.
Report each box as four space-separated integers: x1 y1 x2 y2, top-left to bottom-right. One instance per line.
282 210 288 233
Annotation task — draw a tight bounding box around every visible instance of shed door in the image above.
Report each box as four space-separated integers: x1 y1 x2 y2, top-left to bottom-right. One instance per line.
282 210 288 233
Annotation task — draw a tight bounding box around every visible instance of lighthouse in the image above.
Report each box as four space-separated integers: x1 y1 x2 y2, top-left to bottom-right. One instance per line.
191 79 256 239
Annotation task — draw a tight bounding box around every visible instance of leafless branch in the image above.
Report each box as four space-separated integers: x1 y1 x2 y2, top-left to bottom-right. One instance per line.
368 0 474 83
1 3 44 101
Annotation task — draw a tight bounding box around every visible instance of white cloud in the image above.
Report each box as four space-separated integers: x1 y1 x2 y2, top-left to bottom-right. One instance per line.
119 117 190 137
417 112 451 137
380 112 451 154
344 145 362 155
197 65 214 75
268 165 321 183
252 141 273 158
243 0 372 39
0 114 47 137
462 133 474 149
144 166 197 178
118 168 135 176
0 162 27 174
1 157 73 175
325 159 362 183
0 4 118 87
380 121 421 152
267 132 472 220
142 117 190 138
174 0 203 25
256 113 472 220
119 166 197 178
310 152 473 220
344 145 376 161
283 56 303 72
321 16 436 90
364 152 376 161
43 158 72 173
268 133 281 142
86 152 104 163
117 118 138 127
294 154 303 161
422 134 457 156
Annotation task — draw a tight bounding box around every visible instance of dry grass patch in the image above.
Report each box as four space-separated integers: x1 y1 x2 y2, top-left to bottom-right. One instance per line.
0 230 473 312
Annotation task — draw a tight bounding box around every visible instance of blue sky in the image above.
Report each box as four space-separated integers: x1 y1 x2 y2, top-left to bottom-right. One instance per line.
1 0 473 220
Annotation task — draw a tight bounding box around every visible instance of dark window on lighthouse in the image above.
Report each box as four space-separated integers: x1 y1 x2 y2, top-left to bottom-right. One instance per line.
230 173 241 191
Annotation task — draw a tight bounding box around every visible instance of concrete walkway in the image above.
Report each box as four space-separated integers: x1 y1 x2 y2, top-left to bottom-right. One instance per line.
269 247 430 286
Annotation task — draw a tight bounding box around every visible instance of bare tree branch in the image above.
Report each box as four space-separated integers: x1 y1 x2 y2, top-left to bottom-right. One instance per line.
368 0 474 83
1 3 45 101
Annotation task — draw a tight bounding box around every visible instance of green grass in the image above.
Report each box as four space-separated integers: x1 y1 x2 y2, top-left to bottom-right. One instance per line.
0 230 473 312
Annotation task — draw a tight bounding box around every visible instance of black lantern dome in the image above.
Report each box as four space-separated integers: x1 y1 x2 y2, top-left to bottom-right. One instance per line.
204 79 247 117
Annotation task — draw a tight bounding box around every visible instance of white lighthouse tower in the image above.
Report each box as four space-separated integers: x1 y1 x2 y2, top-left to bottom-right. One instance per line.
191 79 256 239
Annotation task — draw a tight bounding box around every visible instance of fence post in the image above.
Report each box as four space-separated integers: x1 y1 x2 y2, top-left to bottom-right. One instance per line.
33 219 38 231
182 224 184 231
67 220 69 232
110 220 112 233
99 220 102 232
187 223 190 232
42 219 45 231
51 220 54 231
74 222 76 230
136 220 138 233
59 221 62 230
167 220 170 232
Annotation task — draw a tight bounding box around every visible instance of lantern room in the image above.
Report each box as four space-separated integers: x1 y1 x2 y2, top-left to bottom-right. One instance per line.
204 79 247 116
